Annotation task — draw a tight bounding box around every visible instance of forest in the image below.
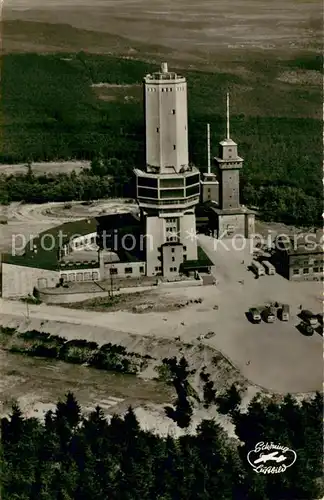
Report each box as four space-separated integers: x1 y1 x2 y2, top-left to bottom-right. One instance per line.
0 52 322 226
1 390 323 500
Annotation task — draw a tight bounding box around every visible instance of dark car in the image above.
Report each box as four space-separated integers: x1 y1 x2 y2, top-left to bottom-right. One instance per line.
249 308 261 323
300 309 317 327
299 321 314 336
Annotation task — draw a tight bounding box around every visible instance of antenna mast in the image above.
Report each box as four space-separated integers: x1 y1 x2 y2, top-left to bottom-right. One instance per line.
207 123 211 174
226 92 230 140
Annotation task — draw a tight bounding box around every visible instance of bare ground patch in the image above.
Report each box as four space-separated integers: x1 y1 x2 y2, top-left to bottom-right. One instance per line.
0 313 316 436
91 83 142 102
59 289 201 313
277 69 322 85
3 0 321 55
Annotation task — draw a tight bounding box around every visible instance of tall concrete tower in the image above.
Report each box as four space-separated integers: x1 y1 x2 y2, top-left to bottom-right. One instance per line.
145 62 189 173
134 63 200 277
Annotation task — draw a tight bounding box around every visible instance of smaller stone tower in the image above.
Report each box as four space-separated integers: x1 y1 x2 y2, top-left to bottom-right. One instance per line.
210 93 255 238
215 93 243 210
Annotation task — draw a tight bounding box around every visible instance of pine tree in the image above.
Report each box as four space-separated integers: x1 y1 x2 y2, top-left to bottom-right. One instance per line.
56 392 81 430
1 404 40 499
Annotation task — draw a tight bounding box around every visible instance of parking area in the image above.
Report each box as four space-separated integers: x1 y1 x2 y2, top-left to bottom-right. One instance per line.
195 235 323 393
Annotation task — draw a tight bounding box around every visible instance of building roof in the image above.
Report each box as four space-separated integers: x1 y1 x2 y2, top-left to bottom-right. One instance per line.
96 212 141 229
276 232 324 255
219 138 237 146
2 218 98 270
208 205 255 216
134 166 200 178
144 63 185 82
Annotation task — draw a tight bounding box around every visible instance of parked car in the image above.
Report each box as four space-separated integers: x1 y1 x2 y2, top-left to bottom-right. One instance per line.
317 313 323 325
251 260 265 277
300 310 318 327
263 307 276 323
249 308 261 323
299 321 314 336
280 304 290 321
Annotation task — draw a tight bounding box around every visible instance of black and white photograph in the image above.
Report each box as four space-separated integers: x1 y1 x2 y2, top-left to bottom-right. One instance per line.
0 1 323 498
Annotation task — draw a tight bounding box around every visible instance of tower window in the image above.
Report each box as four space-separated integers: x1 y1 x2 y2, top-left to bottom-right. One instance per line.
228 148 232 152
172 257 175 262
172 109 175 114
156 127 159 133
173 145 176 150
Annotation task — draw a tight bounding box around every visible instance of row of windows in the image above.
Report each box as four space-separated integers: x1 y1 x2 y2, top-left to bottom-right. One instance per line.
61 272 99 282
160 178 184 188
299 259 324 265
155 266 162 271
186 184 200 197
293 267 323 275
171 246 186 252
109 266 145 275
138 186 199 199
138 187 159 198
169 267 177 272
147 87 185 92
185 174 200 186
137 176 158 188
160 189 184 198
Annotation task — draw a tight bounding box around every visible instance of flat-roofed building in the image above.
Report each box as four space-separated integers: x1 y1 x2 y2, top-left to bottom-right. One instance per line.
273 231 324 281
